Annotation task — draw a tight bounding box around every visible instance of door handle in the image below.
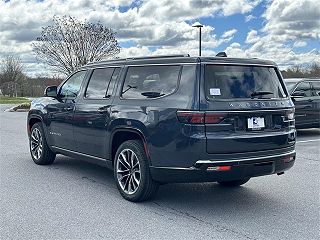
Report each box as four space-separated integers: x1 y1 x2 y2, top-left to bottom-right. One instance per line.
65 106 73 111
98 107 109 114
308 99 313 102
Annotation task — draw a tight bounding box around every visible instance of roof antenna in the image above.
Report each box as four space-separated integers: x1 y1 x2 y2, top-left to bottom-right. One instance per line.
216 52 227 57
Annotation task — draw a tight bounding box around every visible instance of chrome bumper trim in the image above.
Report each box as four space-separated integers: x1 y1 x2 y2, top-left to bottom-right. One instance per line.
196 150 296 165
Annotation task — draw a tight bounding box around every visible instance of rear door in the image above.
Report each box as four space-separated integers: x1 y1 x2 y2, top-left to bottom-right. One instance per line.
201 64 295 154
310 81 320 127
73 67 121 159
292 81 314 127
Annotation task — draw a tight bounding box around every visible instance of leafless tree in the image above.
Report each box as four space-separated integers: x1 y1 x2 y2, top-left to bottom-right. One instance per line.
32 16 120 76
0 55 25 96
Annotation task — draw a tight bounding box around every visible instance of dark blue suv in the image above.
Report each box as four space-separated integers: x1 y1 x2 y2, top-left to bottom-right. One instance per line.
27 54 296 202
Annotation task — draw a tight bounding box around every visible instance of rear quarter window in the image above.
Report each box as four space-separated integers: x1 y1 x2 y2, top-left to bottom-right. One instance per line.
121 65 181 99
205 65 287 100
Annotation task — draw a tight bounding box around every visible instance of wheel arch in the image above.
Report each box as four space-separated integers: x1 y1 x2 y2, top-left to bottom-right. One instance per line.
27 115 43 135
109 128 150 165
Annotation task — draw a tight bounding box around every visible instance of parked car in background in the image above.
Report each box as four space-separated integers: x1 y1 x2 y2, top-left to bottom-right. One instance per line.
27 54 296 202
284 78 320 129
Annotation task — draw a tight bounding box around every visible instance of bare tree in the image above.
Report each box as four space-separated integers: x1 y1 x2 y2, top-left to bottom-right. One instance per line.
0 55 25 96
32 16 120 76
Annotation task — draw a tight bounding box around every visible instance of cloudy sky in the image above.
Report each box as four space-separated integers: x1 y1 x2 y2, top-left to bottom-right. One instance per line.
0 0 319 76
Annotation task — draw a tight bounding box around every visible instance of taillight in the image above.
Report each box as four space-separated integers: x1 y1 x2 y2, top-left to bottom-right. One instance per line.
177 111 226 124
205 113 226 124
176 111 204 124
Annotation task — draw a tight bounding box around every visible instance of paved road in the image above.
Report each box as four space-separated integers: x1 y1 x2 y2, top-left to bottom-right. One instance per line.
1 108 319 240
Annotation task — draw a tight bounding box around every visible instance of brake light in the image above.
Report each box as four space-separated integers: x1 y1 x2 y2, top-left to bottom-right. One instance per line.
177 111 226 124
176 112 204 124
205 113 226 124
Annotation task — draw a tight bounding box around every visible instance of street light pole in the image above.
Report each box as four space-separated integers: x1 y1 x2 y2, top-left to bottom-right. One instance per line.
192 22 203 57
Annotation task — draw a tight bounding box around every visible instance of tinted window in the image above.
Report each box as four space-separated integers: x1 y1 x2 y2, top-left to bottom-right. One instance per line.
106 68 121 97
284 81 297 93
59 71 86 100
311 81 320 96
294 82 312 97
122 65 181 99
85 68 114 99
205 65 287 99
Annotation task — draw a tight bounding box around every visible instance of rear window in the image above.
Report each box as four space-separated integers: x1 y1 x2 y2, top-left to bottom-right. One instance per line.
205 65 287 100
121 65 181 99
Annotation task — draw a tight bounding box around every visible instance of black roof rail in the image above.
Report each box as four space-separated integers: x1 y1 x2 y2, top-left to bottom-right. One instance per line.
85 54 190 66
126 54 190 60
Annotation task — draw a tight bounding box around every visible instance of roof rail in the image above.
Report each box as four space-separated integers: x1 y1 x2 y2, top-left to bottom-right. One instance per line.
85 54 190 66
126 54 190 60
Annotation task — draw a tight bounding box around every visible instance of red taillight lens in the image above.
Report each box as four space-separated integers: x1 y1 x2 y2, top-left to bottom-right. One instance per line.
205 113 226 124
177 111 226 124
176 111 204 124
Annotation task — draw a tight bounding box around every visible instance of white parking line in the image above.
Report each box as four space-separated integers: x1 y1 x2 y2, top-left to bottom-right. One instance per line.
297 139 320 143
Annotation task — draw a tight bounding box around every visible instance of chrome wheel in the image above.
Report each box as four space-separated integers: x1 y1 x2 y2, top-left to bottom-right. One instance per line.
116 149 141 195
30 128 43 160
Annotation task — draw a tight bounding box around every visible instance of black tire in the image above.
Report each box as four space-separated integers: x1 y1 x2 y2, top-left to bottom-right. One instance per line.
29 122 56 165
114 140 159 202
218 178 250 187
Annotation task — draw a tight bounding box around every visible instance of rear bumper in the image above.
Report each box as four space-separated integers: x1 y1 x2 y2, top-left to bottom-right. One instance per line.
150 150 296 183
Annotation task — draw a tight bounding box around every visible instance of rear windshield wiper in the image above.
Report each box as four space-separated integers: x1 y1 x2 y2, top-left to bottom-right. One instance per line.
250 91 273 98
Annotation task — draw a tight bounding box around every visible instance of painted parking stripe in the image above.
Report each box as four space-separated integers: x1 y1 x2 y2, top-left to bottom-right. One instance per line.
297 139 320 143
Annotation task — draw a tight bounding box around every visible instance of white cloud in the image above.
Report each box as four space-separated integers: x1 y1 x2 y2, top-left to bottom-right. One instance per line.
245 14 256 22
225 0 320 69
245 30 259 44
293 41 307 48
221 29 237 39
0 0 318 76
263 0 320 41
1 0 257 76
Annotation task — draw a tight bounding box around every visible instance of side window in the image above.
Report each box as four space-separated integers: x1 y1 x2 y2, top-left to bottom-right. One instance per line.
59 71 86 101
294 82 312 97
85 68 114 99
311 82 320 97
121 65 181 99
106 68 121 97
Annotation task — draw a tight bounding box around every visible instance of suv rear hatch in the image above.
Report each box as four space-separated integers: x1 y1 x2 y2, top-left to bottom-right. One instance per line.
202 64 295 154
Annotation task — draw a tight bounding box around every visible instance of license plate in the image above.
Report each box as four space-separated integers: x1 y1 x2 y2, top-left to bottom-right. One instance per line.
247 117 265 130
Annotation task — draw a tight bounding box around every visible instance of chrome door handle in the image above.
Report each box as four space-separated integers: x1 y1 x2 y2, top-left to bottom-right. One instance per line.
98 107 109 114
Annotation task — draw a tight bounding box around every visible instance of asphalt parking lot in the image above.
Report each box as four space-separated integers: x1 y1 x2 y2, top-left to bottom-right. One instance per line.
1 104 319 240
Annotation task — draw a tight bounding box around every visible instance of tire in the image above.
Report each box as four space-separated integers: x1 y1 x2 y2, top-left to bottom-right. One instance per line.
29 122 56 165
218 178 250 187
114 140 159 202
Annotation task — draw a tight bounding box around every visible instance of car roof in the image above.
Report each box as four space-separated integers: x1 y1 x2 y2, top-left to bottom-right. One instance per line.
81 55 278 69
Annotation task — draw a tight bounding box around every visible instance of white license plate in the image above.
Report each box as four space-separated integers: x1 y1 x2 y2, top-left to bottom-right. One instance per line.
247 117 265 130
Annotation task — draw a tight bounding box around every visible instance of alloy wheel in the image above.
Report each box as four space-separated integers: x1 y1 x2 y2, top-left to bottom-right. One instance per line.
30 128 43 160
116 149 141 195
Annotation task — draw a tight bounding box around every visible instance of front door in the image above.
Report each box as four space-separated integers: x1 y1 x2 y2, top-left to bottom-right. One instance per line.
47 71 87 151
73 67 121 159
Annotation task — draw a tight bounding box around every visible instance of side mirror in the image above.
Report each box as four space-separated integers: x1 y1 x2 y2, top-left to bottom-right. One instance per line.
44 86 58 98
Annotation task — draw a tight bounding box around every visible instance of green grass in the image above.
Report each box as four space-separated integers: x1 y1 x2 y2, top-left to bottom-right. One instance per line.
0 96 31 104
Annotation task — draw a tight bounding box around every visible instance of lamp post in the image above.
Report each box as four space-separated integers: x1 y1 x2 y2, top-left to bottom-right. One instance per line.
192 22 203 56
